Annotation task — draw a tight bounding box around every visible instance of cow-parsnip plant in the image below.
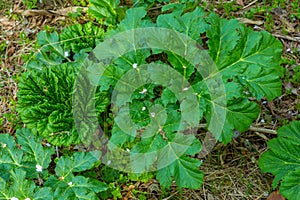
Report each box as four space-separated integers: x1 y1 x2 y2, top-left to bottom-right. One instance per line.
16 0 285 192
259 121 300 200
17 23 110 146
0 128 107 200
82 5 282 189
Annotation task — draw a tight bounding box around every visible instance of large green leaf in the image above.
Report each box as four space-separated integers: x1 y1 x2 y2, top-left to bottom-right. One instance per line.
0 129 56 181
156 133 203 189
281 167 300 200
44 151 106 200
206 14 283 100
18 61 110 146
220 98 259 143
259 121 300 200
17 63 80 146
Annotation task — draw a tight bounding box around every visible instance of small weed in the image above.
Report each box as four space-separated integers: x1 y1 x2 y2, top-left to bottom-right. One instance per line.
67 7 83 22
72 0 88 6
291 65 300 85
265 13 274 32
0 41 6 54
22 0 38 9
218 1 242 18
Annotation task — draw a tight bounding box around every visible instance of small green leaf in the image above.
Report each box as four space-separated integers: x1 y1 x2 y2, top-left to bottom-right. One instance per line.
32 187 53 200
16 128 54 170
157 7 207 41
0 134 23 168
7 169 35 199
105 7 153 36
55 151 101 178
51 176 106 200
60 22 104 53
157 155 203 189
36 31 65 66
89 0 120 25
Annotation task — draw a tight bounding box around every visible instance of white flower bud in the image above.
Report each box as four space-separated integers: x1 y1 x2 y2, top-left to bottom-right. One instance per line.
36 164 43 172
139 88 147 94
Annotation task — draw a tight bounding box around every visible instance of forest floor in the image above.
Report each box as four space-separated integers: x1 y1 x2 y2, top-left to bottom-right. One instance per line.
0 0 299 199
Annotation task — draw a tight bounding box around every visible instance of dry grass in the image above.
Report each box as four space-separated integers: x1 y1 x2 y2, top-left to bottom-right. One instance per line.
157 131 273 200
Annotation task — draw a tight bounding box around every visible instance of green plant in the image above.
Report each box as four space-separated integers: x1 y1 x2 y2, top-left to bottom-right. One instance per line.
22 0 37 9
60 22 104 54
84 5 282 189
265 13 274 32
17 23 109 146
291 65 300 84
259 121 300 200
221 0 241 18
17 62 110 146
17 0 283 192
88 0 126 26
72 0 88 6
0 128 107 199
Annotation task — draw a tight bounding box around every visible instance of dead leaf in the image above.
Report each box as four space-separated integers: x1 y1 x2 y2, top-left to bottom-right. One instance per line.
267 191 286 200
279 16 296 33
6 46 15 57
0 17 14 27
206 193 215 200
236 0 244 6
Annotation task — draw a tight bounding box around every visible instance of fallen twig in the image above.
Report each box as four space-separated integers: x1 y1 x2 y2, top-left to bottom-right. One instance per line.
242 0 258 10
237 18 264 25
198 123 277 135
272 33 300 42
14 6 88 17
248 126 277 135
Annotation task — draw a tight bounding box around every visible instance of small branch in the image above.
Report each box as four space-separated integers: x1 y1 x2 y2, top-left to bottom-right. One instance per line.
248 126 277 135
14 7 88 17
162 191 179 200
242 0 258 10
197 124 277 135
272 33 300 42
236 18 263 25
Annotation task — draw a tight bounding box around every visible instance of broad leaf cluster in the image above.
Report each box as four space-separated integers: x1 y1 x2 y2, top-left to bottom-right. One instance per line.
0 129 107 200
16 0 284 191
86 6 282 188
17 23 110 146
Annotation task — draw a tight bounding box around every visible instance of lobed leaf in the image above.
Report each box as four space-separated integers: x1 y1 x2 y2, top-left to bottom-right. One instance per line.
259 121 300 199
